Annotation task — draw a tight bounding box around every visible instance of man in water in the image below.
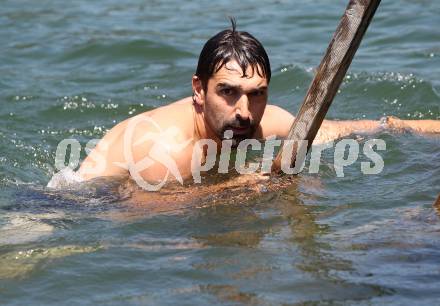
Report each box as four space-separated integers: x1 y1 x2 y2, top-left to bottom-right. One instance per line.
77 22 440 186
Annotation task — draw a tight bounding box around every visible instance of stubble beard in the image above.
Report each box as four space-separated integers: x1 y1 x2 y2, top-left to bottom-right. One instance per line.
220 119 256 148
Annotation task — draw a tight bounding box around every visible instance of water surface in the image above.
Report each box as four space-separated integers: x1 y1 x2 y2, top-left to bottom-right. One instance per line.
1 0 440 305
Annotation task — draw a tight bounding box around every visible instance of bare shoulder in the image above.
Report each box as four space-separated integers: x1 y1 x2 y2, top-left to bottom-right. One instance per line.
259 104 294 138
78 98 195 181
127 98 195 161
264 104 291 115
138 98 194 139
127 99 195 182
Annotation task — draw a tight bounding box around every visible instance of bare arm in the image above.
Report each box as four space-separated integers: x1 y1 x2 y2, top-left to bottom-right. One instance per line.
317 119 381 143
263 105 440 144
77 120 129 180
262 105 381 143
385 116 440 134
313 116 440 144
323 116 440 139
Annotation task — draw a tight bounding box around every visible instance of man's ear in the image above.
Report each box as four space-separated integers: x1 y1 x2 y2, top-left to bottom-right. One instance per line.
192 75 205 107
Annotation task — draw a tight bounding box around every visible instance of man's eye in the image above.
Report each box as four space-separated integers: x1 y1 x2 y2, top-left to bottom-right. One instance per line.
220 88 234 96
250 90 265 97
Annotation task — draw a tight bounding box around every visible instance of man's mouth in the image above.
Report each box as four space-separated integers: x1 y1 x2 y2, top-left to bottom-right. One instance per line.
229 126 250 135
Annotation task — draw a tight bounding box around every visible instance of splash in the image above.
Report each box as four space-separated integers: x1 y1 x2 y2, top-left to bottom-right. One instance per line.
46 167 84 189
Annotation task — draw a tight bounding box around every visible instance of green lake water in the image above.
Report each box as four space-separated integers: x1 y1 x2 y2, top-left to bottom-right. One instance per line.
1 0 440 304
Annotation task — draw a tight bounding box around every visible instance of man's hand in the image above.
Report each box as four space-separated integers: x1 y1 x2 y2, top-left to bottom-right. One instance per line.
387 116 440 134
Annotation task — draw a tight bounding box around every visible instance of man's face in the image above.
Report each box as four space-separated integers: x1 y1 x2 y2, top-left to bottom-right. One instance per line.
202 60 268 146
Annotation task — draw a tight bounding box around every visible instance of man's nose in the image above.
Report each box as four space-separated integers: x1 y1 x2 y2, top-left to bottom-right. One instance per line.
235 95 250 121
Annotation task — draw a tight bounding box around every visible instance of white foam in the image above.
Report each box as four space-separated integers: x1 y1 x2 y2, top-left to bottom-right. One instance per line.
47 167 84 189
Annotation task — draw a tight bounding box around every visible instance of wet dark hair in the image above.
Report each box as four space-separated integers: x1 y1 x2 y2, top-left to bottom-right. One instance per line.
195 18 271 90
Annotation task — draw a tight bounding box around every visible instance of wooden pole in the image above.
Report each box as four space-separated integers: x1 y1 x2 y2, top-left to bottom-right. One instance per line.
271 0 381 173
435 193 440 209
